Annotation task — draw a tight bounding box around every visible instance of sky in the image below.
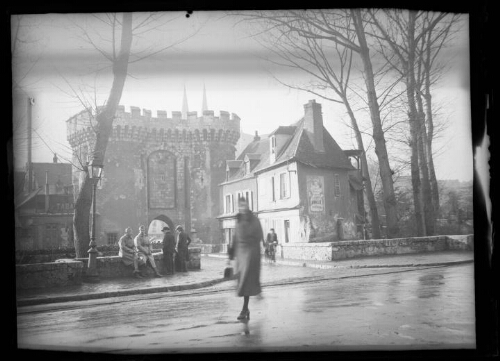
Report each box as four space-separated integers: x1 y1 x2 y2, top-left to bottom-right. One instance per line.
11 10 473 182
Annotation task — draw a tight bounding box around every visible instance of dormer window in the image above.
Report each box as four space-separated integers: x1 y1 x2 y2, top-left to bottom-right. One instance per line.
271 136 276 154
245 161 250 175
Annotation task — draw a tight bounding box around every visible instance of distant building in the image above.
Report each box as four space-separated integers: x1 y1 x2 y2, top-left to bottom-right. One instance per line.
218 100 364 249
14 155 74 250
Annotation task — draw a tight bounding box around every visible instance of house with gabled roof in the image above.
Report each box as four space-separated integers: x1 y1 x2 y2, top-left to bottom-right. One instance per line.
217 132 267 250
218 100 365 252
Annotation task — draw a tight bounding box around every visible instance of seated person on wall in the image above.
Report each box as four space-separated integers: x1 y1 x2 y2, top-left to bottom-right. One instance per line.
118 227 144 278
134 225 163 278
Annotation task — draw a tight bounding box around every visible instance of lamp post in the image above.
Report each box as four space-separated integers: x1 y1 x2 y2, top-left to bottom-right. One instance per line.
85 158 103 283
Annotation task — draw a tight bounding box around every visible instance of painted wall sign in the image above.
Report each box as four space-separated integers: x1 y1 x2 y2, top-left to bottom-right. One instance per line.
307 175 325 212
148 151 176 208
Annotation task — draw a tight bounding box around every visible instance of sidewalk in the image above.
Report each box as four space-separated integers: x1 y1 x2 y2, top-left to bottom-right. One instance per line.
16 251 473 307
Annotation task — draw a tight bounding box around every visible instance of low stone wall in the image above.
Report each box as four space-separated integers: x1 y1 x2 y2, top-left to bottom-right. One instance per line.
16 260 83 290
75 248 201 279
16 248 201 289
446 234 474 251
280 235 473 261
199 243 227 254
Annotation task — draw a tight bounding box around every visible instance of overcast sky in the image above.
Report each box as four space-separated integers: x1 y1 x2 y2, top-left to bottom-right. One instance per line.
11 10 472 181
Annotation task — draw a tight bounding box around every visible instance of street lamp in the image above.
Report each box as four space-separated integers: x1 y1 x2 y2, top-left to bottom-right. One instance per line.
85 158 104 283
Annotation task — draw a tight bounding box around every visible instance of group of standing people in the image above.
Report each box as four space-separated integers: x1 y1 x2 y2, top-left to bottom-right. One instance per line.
118 224 191 278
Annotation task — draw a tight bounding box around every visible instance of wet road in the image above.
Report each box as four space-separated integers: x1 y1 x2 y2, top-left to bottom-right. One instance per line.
17 264 475 353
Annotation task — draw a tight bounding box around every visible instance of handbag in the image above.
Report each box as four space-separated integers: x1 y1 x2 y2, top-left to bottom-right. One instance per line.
224 259 234 278
227 244 235 260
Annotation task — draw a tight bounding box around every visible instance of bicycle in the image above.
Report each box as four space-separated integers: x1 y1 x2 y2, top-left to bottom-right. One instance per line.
264 243 277 263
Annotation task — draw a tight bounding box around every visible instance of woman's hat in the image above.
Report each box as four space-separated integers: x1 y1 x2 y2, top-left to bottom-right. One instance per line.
175 225 183 231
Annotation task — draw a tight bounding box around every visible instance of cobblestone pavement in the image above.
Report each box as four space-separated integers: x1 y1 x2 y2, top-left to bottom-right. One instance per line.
16 251 473 306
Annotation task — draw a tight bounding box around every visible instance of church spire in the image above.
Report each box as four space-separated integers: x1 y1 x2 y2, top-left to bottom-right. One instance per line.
202 83 208 112
182 85 189 119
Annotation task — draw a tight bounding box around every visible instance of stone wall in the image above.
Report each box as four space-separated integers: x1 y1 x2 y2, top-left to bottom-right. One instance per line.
280 235 473 261
16 248 201 289
16 260 83 290
75 248 201 279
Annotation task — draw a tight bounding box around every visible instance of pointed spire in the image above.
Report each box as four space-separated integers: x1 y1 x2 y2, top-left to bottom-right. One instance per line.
182 85 189 119
202 83 208 112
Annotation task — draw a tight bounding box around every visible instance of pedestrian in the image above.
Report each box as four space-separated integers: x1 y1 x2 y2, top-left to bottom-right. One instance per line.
134 225 163 277
161 226 176 275
266 228 278 262
175 225 191 272
233 197 265 320
118 227 143 278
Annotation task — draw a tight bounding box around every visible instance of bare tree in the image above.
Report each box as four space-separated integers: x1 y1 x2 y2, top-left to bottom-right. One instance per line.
236 10 383 238
369 10 452 236
71 13 133 257
418 13 461 217
68 12 201 257
235 9 400 238
370 10 461 235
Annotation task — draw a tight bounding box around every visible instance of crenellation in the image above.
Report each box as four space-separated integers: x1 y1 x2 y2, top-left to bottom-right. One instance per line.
67 105 241 148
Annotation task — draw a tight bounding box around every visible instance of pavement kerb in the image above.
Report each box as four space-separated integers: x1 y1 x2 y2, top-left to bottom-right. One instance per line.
202 253 474 270
16 276 237 307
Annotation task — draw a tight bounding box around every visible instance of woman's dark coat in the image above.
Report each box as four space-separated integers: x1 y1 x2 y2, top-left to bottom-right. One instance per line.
233 210 263 297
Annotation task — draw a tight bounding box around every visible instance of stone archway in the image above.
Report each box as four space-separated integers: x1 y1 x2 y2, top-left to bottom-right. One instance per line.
148 215 175 242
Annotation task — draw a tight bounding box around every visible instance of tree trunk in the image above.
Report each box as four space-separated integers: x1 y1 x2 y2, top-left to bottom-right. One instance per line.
343 97 382 239
424 83 440 218
405 12 426 236
73 13 134 255
73 174 92 258
416 111 435 235
416 93 435 235
352 10 399 238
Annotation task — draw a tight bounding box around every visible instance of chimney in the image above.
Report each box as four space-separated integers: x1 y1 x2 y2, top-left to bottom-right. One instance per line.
45 170 50 212
53 153 58 163
254 131 260 142
303 100 324 153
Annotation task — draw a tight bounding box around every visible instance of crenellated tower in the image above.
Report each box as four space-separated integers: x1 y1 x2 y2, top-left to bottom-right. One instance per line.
67 104 240 245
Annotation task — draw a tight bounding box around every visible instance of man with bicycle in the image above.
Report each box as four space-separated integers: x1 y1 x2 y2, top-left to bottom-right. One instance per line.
265 228 278 262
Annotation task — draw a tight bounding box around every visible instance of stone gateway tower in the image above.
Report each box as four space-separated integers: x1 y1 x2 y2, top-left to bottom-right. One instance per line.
67 101 240 245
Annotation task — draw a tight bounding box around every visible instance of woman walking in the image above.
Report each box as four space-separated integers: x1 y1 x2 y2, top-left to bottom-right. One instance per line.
232 197 265 320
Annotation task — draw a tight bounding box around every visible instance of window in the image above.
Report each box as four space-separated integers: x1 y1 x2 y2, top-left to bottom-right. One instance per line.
271 177 275 201
225 194 234 214
280 173 290 199
271 136 276 154
107 232 118 245
334 174 341 197
226 170 229 181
